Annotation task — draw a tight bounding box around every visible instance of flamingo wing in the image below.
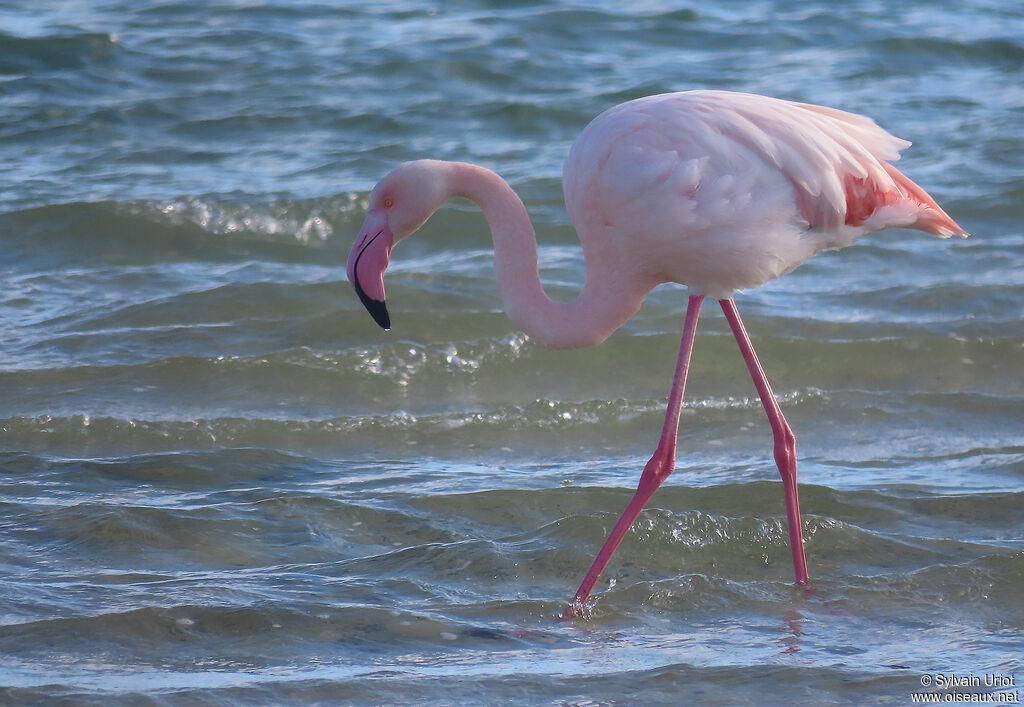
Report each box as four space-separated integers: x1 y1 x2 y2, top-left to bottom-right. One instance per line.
566 91 966 245
679 91 966 238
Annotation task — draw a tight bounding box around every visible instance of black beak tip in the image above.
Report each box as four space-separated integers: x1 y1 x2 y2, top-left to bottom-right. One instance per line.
368 299 391 331
352 274 391 331
355 287 390 330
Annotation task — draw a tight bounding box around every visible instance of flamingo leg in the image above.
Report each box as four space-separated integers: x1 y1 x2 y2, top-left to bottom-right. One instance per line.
719 298 810 585
564 294 704 618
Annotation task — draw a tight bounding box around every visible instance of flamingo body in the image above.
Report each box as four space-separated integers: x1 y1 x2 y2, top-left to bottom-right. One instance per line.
346 90 966 617
563 91 964 299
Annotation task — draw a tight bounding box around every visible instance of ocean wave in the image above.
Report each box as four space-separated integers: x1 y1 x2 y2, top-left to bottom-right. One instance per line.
872 36 1024 71
0 197 366 259
0 31 116 75
3 478 1019 629
0 388 827 450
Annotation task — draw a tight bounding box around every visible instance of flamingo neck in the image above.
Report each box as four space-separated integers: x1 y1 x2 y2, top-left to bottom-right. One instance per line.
444 161 646 349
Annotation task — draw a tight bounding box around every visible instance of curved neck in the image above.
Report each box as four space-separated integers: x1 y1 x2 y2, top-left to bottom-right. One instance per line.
445 161 647 349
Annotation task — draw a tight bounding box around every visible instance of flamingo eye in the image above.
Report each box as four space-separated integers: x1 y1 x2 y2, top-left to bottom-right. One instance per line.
383 197 394 208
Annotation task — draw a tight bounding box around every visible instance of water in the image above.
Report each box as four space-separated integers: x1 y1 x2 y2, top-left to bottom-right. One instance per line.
1 1 1022 704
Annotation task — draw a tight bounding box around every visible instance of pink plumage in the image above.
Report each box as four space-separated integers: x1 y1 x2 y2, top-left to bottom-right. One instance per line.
347 90 966 617
563 91 965 300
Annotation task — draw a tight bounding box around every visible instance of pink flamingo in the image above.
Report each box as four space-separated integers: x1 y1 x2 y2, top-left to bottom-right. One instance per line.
346 90 966 617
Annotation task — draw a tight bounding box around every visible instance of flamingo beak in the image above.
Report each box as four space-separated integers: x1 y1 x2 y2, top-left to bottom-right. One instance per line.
347 208 393 330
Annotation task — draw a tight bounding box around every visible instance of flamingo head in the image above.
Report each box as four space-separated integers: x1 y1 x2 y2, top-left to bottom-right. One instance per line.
347 160 451 331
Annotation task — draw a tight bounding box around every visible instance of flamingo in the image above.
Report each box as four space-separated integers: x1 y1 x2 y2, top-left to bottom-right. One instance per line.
346 90 967 618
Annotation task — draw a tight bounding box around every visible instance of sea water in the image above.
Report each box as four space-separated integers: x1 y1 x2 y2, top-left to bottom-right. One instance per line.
0 2 1021 704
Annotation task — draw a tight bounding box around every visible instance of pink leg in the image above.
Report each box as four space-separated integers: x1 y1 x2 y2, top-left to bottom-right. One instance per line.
564 295 704 618
719 298 809 585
